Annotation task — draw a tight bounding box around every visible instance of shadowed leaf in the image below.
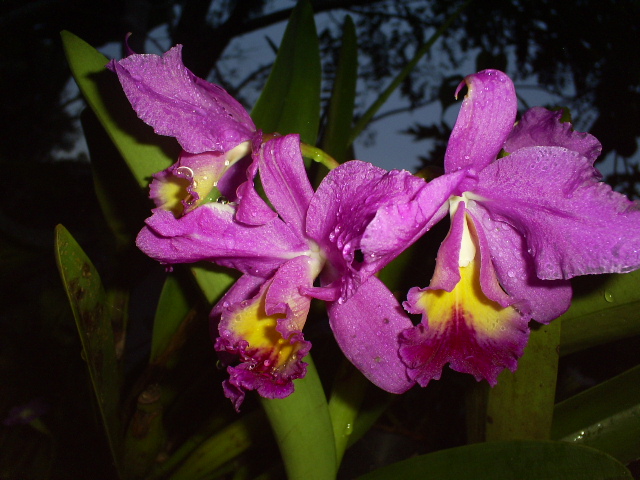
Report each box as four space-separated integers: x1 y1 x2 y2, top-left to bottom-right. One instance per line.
357 440 632 480
54 224 123 475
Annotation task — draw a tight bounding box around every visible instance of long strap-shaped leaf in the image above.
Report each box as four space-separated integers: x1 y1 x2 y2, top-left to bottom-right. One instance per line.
54 224 123 476
552 364 640 465
356 440 632 480
559 269 640 355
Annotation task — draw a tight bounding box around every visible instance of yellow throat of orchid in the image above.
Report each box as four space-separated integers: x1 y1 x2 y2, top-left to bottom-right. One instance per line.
416 196 518 338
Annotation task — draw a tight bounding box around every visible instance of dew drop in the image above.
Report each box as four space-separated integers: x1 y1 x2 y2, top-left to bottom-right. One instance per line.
604 290 615 303
344 423 353 436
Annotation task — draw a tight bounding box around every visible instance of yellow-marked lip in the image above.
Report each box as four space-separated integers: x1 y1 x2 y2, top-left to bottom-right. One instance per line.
221 286 307 375
400 207 529 387
150 141 252 216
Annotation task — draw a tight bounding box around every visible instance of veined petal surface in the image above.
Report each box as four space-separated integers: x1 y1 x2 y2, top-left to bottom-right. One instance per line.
505 107 602 163
108 45 256 153
258 135 314 239
136 203 308 276
401 224 529 386
215 275 311 411
307 161 462 300
474 146 640 280
468 203 573 323
444 70 517 174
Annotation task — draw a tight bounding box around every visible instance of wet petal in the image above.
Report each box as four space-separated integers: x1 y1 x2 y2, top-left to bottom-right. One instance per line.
326 276 414 394
108 45 256 153
504 107 602 163
215 276 311 411
150 142 251 214
307 161 463 300
401 254 529 387
136 203 308 277
265 255 321 336
468 203 572 323
474 146 640 279
444 70 517 174
258 134 314 239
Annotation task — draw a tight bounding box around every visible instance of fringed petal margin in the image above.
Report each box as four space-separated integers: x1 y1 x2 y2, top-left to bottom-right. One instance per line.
401 210 529 386
215 277 311 411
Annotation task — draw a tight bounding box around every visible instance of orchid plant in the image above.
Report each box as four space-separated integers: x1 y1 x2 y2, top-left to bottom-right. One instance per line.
48 1 640 479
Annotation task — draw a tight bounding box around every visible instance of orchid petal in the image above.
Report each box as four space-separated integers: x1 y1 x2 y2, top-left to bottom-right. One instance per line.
258 135 314 239
108 45 256 153
150 142 251 214
401 253 529 387
234 141 280 226
326 276 414 394
474 146 640 280
444 70 517 173
215 277 311 411
265 255 320 337
308 161 463 300
469 204 573 323
505 107 602 163
136 204 308 276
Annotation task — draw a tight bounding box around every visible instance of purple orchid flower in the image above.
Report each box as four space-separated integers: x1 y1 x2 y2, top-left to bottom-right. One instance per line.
108 45 259 216
137 133 464 409
399 70 640 387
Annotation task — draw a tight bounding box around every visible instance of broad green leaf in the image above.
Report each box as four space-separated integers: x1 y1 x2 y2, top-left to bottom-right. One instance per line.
552 364 640 464
150 273 191 363
261 357 337 480
321 16 358 163
485 321 561 441
61 31 176 189
250 0 321 145
54 224 123 475
190 264 237 306
560 269 640 356
357 440 632 480
328 361 368 464
250 3 335 479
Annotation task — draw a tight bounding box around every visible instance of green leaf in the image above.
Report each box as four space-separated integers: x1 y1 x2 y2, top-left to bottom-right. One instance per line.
61 30 176 189
150 273 191 363
485 321 561 441
552 364 640 464
249 3 335 479
190 264 238 306
321 16 358 163
80 108 151 248
123 384 166 479
54 224 123 475
328 360 368 464
357 440 632 480
261 356 337 480
250 0 321 145
559 270 640 356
